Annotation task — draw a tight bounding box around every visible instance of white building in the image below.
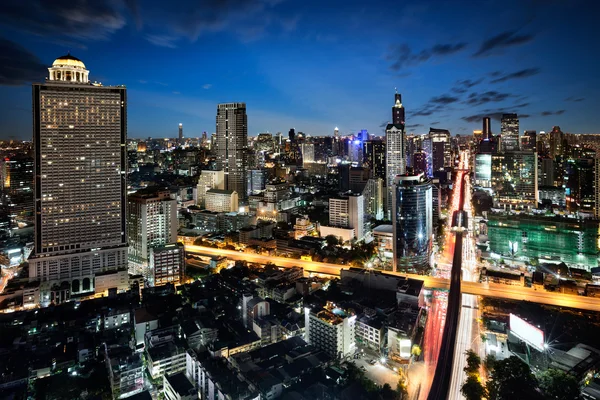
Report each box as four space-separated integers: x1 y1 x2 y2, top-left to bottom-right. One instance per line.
30 54 128 304
147 342 187 380
95 269 129 296
196 170 225 207
304 305 356 359
127 189 178 276
163 372 197 400
205 189 239 213
328 193 365 241
104 308 130 330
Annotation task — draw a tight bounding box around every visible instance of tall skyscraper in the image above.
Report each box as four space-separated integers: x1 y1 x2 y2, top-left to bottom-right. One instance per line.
30 54 128 304
1 155 34 225
429 128 451 171
501 113 519 152
215 103 248 197
550 126 564 159
385 91 406 216
363 139 386 180
178 123 183 143
521 130 537 151
392 174 433 272
483 117 492 139
491 151 538 209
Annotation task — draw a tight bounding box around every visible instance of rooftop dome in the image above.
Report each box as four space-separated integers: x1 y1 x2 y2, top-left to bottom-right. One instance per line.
52 54 86 69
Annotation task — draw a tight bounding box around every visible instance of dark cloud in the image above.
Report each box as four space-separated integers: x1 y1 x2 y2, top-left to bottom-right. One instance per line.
541 110 566 116
0 38 46 86
465 91 512 106
406 124 423 129
430 121 440 125
430 95 460 105
379 121 389 128
474 30 535 57
462 111 531 124
490 68 541 83
452 78 483 94
0 0 127 41
387 42 467 70
565 96 585 102
0 0 289 47
413 109 435 117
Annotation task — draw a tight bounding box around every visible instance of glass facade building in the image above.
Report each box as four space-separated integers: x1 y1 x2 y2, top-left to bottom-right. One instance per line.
491 151 538 208
487 212 599 269
392 174 433 272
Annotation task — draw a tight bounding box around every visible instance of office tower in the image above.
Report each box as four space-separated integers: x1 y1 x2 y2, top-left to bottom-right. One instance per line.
334 127 339 138
196 170 225 208
491 152 538 209
474 154 492 188
483 117 492 139
127 189 178 278
429 128 451 172
30 54 128 303
550 126 564 159
329 193 365 241
149 243 184 287
301 143 315 166
473 130 483 141
565 158 595 212
413 151 427 175
348 137 363 164
500 114 519 152
362 178 384 220
385 92 407 216
363 139 386 180
205 189 239 213
595 158 600 219
539 158 555 186
247 169 267 195
431 178 441 226
422 137 433 176
1 155 34 225
178 123 183 143
392 174 433 272
338 162 351 192
215 103 248 197
521 130 537 151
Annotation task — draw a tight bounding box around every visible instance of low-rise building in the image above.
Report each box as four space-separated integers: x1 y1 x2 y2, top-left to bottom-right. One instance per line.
104 307 131 330
205 189 239 213
95 269 129 296
104 347 145 399
163 372 197 400
304 304 356 359
147 342 187 380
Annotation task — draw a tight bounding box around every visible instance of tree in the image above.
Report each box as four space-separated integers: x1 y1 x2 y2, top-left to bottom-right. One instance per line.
461 374 486 400
486 356 540 400
483 354 497 374
325 235 339 247
464 350 481 374
538 369 582 400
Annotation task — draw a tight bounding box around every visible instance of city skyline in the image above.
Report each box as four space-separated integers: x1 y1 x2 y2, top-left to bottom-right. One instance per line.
0 0 599 140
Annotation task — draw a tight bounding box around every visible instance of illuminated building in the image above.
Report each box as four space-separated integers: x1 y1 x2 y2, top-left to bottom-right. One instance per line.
473 130 483 141
362 178 384 220
178 123 183 144
363 139 386 180
392 174 433 272
127 189 178 277
500 113 519 152
413 150 427 175
247 169 267 195
301 143 314 166
149 243 184 287
487 212 599 270
205 189 239 213
304 304 356 359
429 128 451 171
550 126 564 159
483 117 492 139
0 155 34 224
521 130 536 151
215 103 248 197
474 153 492 188
328 193 365 241
539 157 555 186
30 54 128 303
491 151 538 209
196 169 225 207
385 92 407 216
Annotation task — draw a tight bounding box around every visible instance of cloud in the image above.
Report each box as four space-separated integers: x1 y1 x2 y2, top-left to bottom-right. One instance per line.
0 38 46 85
430 121 440 125
172 91 181 95
138 80 148 84
462 111 531 124
541 110 566 116
565 96 585 102
388 42 467 70
465 91 513 106
0 0 127 41
145 34 178 48
406 123 423 129
452 78 483 93
430 95 460 105
202 84 212 89
379 121 389 128
474 30 535 57
490 68 540 83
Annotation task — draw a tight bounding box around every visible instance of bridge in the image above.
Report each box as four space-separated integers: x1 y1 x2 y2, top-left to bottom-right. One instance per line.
184 244 600 312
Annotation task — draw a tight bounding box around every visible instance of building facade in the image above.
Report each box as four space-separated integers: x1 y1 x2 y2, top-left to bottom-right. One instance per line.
205 189 239 213
30 54 128 304
491 151 538 209
196 169 225 208
500 113 519 152
150 243 185 287
215 103 248 197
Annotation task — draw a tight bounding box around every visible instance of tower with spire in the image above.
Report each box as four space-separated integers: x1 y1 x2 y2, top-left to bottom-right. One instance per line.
385 90 407 217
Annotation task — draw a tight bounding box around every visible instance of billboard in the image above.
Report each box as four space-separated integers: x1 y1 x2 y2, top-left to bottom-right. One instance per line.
509 313 545 351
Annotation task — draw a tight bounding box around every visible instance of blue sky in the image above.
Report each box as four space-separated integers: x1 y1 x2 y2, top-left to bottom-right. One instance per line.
0 0 599 140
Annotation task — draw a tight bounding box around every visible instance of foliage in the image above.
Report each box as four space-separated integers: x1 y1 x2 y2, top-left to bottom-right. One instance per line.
464 350 481 374
485 356 540 400
325 235 340 247
538 368 582 400
483 354 497 374
461 374 486 400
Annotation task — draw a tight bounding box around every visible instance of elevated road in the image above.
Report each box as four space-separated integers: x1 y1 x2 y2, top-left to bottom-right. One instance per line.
185 244 600 312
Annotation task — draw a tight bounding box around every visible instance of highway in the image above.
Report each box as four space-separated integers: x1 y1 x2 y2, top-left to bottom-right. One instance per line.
184 245 600 312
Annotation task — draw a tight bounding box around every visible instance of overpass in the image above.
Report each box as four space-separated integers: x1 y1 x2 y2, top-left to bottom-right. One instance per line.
184 244 600 312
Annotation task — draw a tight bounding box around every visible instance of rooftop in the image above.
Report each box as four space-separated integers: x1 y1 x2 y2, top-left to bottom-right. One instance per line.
165 372 195 395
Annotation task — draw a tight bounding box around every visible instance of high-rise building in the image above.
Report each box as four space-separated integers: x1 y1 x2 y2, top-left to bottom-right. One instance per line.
413 151 427 175
196 170 225 208
429 128 451 172
491 151 538 209
595 158 600 219
362 178 384 221
483 117 492 140
385 92 407 216
538 157 555 187
30 54 128 304
474 154 492 188
1 155 34 225
149 243 184 287
304 305 356 359
392 174 433 272
363 139 386 180
301 143 315 166
127 189 178 278
500 114 519 152
550 126 564 159
473 130 483 141
247 169 267 195
328 193 366 241
215 103 248 197
521 130 537 152
178 123 183 143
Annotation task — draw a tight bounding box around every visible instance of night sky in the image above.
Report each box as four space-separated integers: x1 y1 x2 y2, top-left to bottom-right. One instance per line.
0 0 599 140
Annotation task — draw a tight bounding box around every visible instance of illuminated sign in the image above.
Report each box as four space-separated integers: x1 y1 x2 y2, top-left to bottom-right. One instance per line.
510 313 545 351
